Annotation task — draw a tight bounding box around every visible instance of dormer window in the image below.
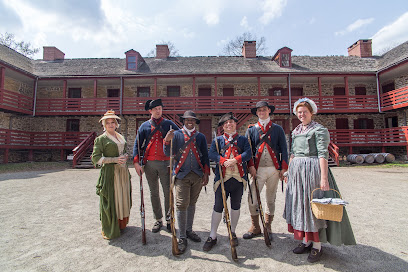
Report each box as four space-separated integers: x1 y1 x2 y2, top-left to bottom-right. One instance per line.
125 49 144 71
272 47 293 68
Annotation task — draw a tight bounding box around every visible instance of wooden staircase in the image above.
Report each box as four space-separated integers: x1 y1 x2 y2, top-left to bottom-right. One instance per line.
73 148 94 169
72 132 96 169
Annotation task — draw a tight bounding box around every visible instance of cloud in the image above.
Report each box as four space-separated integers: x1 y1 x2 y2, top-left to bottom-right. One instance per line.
204 12 219 26
371 11 408 54
259 0 287 25
335 18 374 36
240 16 251 30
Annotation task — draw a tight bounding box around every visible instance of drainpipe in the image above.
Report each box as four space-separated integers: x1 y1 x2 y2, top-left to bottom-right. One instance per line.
120 76 123 115
376 72 382 113
32 77 38 116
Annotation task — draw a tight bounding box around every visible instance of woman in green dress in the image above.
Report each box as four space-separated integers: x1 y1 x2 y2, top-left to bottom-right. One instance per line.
91 110 132 239
283 98 355 263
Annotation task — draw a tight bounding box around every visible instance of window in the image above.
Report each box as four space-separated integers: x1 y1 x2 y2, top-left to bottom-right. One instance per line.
333 87 345 96
355 86 366 95
198 88 211 96
382 82 395 93
385 116 398 128
127 56 137 70
291 87 303 97
354 118 374 129
281 53 290 67
336 118 349 129
137 87 150 97
167 86 180 97
68 88 81 98
107 89 119 97
269 87 287 96
66 119 80 132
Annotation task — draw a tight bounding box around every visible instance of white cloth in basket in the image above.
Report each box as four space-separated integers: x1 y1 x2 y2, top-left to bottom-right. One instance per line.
311 198 348 206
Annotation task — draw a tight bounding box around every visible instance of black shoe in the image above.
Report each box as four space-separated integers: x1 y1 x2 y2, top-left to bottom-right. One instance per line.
243 231 262 239
178 238 188 255
231 232 238 247
307 248 323 263
152 221 163 233
203 237 217 252
166 221 171 232
293 243 313 254
186 230 201 242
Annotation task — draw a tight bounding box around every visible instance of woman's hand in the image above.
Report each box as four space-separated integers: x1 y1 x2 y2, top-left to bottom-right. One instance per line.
320 177 329 191
117 155 127 164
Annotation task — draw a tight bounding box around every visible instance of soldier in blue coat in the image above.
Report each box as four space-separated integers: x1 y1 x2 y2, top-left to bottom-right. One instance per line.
133 99 179 233
203 112 252 252
163 110 210 254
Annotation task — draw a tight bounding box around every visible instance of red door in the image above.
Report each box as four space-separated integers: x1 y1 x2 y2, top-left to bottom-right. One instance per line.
199 119 212 145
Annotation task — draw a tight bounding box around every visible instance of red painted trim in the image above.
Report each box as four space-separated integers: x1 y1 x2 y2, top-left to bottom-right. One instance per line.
0 67 5 89
378 58 408 75
344 76 349 96
318 77 322 96
3 149 9 163
94 79 97 97
63 80 67 98
192 77 196 97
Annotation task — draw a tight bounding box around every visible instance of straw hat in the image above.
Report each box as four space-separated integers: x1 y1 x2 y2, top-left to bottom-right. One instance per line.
99 110 121 122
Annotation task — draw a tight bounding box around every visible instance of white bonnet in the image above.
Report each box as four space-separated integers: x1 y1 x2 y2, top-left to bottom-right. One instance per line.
293 97 318 115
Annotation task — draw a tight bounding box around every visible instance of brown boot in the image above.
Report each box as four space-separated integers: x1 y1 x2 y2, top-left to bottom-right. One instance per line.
243 215 262 239
265 214 274 241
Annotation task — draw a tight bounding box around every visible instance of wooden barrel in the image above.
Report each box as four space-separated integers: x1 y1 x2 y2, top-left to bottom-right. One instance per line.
346 154 364 164
370 153 385 163
361 154 375 164
380 153 396 163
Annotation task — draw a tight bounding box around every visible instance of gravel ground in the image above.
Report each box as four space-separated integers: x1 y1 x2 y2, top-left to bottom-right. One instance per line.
0 166 407 272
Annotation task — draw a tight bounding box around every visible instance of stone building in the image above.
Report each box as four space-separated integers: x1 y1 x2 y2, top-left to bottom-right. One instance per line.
0 39 407 164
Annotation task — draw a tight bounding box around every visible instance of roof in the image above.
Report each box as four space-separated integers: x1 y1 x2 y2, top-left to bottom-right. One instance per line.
1 41 407 78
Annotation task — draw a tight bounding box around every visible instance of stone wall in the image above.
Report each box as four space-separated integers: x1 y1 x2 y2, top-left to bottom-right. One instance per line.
4 76 33 96
394 73 408 89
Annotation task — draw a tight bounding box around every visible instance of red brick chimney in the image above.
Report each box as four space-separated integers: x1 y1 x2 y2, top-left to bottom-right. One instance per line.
43 46 65 61
242 41 256 58
156 44 170 59
348 39 372 58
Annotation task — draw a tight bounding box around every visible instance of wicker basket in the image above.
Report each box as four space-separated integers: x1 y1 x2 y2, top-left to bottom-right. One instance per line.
310 188 344 222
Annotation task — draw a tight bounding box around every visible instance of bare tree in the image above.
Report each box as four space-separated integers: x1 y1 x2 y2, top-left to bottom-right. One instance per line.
146 41 180 57
221 32 267 56
0 32 40 58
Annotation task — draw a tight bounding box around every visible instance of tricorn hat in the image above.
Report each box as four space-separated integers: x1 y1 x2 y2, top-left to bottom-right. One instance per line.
218 112 238 127
251 101 275 116
180 110 200 124
145 99 163 111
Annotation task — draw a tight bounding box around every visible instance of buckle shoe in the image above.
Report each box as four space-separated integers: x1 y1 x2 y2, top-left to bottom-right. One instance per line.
307 248 323 263
152 221 163 233
186 230 201 242
203 237 217 252
293 243 313 254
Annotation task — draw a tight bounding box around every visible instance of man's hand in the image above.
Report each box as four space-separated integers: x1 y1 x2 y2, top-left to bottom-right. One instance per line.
223 158 237 168
248 166 257 178
202 174 209 186
134 162 144 177
164 129 175 142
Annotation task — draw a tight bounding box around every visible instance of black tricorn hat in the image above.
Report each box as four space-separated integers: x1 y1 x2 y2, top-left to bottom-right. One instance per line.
218 112 238 127
179 110 200 124
145 99 163 111
250 101 275 116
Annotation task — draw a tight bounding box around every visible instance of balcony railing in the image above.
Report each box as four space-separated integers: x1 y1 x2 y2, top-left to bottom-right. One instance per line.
0 88 33 114
329 126 408 147
0 129 90 149
35 97 120 115
380 86 408 111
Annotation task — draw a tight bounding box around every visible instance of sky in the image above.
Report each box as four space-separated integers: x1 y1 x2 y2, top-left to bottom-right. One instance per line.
1 0 408 60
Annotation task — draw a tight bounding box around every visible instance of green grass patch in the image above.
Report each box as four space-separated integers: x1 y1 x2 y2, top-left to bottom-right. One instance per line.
0 161 71 173
338 160 408 168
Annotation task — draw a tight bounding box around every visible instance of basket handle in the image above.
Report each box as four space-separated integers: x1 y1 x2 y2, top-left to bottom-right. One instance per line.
310 188 342 200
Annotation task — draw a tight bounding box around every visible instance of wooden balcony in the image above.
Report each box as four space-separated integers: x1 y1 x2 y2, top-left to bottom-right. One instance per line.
0 88 33 114
0 129 90 149
329 127 408 147
380 86 408 111
35 95 379 115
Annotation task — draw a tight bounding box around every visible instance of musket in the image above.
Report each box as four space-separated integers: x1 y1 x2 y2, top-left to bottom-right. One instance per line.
169 126 180 256
247 136 271 247
214 131 238 261
137 133 146 245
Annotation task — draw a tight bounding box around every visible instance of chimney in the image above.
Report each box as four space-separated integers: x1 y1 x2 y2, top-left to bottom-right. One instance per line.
348 39 372 58
43 46 65 61
156 44 170 59
242 41 256 58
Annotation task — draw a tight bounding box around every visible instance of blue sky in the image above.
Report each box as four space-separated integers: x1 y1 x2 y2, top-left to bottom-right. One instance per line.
1 0 407 59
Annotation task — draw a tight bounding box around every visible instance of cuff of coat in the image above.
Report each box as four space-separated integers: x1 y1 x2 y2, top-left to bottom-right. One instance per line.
133 155 140 164
219 156 227 165
204 165 210 175
234 154 243 164
247 158 254 167
281 160 288 170
163 139 170 145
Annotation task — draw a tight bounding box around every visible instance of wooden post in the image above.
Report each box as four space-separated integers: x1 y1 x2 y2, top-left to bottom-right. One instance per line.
93 79 97 97
0 66 5 89
344 76 349 108
4 149 9 163
63 80 67 98
28 150 33 161
257 77 261 97
61 149 65 161
349 146 352 154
